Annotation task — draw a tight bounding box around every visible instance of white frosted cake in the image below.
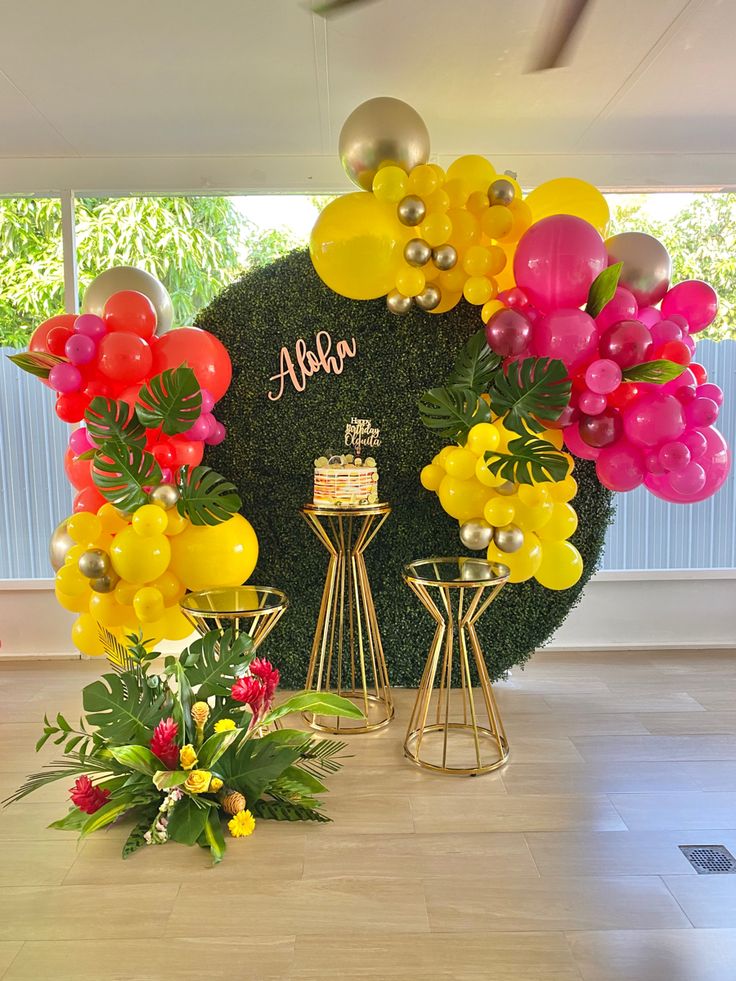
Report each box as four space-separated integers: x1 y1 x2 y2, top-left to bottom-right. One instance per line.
313 454 379 507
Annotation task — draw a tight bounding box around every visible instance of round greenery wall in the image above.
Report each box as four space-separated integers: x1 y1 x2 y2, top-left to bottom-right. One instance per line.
197 249 614 688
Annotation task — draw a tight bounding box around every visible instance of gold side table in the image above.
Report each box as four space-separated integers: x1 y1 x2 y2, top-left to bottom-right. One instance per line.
180 585 289 651
300 502 393 733
403 557 510 776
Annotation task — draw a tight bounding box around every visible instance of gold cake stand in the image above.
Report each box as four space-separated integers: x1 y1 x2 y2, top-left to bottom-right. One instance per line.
179 585 289 651
300 502 393 733
403 557 510 776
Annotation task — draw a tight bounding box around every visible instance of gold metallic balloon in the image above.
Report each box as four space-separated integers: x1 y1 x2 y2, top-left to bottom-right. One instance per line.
82 266 174 335
397 195 426 227
386 290 413 315
493 524 524 553
459 519 493 551
90 571 120 594
404 238 432 267
495 481 516 496
150 484 180 510
414 284 442 311
49 519 75 572
78 548 111 580
604 232 672 307
432 244 458 271
488 178 516 207
338 97 430 191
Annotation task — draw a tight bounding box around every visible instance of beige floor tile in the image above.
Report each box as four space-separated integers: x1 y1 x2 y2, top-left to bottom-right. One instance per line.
424 875 691 931
501 761 728 796
0 802 79 840
329 761 507 797
410 794 626 834
641 712 736 735
0 943 22 979
573 734 736 762
663 875 736 928
3 937 295 981
609 792 736 830
504 713 649 737
544 693 706 714
303 831 539 879
0 839 80 886
694 691 736 711
311 794 415 833
568 929 736 981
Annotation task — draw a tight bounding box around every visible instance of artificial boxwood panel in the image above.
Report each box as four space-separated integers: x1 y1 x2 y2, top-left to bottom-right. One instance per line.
197 249 614 688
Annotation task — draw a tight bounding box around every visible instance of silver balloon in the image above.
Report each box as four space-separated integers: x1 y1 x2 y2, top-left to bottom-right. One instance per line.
150 484 180 510
338 97 430 191
49 519 74 572
404 238 432 267
78 548 111 580
488 178 516 206
495 480 516 496
604 232 672 307
432 244 458 271
82 266 174 335
459 519 493 551
397 195 426 227
493 524 524 553
386 290 413 315
415 284 441 311
90 572 120 594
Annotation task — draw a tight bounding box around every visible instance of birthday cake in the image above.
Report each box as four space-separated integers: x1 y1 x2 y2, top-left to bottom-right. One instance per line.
313 454 379 507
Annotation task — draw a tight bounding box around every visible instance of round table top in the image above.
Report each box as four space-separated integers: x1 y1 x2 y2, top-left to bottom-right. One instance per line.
404 557 510 588
302 501 391 518
179 585 288 618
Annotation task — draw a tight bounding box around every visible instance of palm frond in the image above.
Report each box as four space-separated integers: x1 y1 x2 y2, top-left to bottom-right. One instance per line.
295 736 349 777
2 755 122 807
252 797 331 823
98 625 136 673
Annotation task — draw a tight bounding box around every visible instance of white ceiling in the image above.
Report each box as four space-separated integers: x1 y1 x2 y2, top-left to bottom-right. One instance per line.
1 0 735 193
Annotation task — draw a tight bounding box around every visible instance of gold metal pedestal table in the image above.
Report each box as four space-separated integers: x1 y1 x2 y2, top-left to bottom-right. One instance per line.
300 502 393 733
180 585 289 650
403 557 511 776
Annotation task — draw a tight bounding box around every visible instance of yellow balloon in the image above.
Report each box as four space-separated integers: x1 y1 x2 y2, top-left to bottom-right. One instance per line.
55 585 90 613
463 246 493 277
535 540 583 590
481 298 505 324
436 445 457 468
487 245 506 276
439 266 467 293
438 475 489 523
467 422 500 456
372 165 408 203
132 504 168 537
162 606 194 641
89 591 128 628
475 456 506 487
448 209 480 251
164 509 188 536
482 205 513 240
445 447 476 480
310 192 403 300
484 496 515 526
550 474 578 503
494 242 517 291
169 514 259 592
407 164 440 197
427 289 462 315
510 495 553 533
525 177 610 235
443 179 470 209
446 155 496 192
151 570 185 605
420 213 453 248
67 512 102 545
396 265 425 297
114 579 139 606
539 427 565 450
72 613 106 657
424 188 450 214
505 200 533 242
110 527 171 585
56 564 89 597
133 586 165 623
466 190 490 216
488 532 542 583
420 463 445 491
537 502 578 541
98 502 128 535
517 484 550 508
463 276 494 306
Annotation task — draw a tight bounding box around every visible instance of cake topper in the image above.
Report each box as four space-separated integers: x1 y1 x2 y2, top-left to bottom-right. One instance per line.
344 417 381 457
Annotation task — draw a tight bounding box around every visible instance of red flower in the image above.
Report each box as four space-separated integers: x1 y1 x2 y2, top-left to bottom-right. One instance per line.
250 657 280 703
69 775 110 814
150 717 179 769
231 675 264 714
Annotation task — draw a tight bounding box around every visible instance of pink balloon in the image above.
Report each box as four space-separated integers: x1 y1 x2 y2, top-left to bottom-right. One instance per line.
585 359 622 395
74 314 107 341
545 404 580 430
183 412 215 442
623 392 686 448
638 306 662 328
49 362 82 394
534 309 599 370
65 333 97 366
497 287 529 309
599 319 652 369
514 215 608 312
579 409 622 448
596 440 645 491
669 461 706 496
596 287 638 331
563 422 600 460
205 421 227 446
646 426 730 503
661 280 718 333
685 397 719 428
658 441 691 473
69 427 93 455
649 319 683 348
200 389 216 413
579 390 607 415
645 451 666 475
698 383 724 406
681 429 708 460
160 467 174 483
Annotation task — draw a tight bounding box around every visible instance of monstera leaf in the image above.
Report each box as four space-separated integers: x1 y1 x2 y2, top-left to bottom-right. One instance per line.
6 351 64 378
136 366 202 435
82 670 165 744
216 736 303 804
176 465 242 526
92 443 162 512
85 397 146 451
176 628 254 699
446 329 502 394
418 386 492 443
484 435 570 485
489 357 571 436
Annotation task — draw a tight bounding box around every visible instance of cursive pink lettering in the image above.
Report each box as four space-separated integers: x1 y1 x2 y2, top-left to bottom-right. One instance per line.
268 331 357 401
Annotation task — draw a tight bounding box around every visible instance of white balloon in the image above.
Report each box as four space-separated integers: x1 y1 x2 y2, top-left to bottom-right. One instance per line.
82 266 174 334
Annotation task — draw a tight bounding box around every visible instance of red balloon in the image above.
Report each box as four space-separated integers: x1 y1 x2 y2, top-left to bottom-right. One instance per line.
607 382 639 411
98 332 153 383
659 340 691 366
46 326 73 356
84 377 122 400
170 437 204 468
104 290 157 339
690 363 708 385
56 392 90 423
29 313 77 353
152 327 232 401
64 447 94 491
73 486 106 513
152 442 176 468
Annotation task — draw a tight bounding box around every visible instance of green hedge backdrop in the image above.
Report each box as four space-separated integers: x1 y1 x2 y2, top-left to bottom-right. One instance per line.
198 249 614 688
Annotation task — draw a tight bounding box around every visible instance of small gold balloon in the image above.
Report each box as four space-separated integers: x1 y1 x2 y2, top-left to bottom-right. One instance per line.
414 284 442 311
403 238 432 267
387 290 413 315
493 524 524 553
78 548 111 579
90 571 120 593
495 480 516 496
49 519 75 572
459 519 493 551
397 195 426 227
432 244 458 271
149 484 180 510
488 178 516 207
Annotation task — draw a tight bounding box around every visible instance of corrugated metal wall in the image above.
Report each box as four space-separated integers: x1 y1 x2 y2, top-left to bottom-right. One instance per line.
1 339 734 579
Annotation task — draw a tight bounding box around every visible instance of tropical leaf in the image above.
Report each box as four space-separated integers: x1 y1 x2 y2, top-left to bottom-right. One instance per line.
92 442 162 513
98 624 136 673
7 350 65 378
152 770 189 791
585 261 623 318
176 465 242 526
166 795 213 846
252 798 331 822
176 628 254 700
446 329 502 394
622 359 686 384
484 435 570 485
108 745 160 775
216 738 303 804
48 807 90 832
122 806 158 859
261 691 364 727
201 810 227 864
82 670 165 744
197 728 242 768
280 764 328 796
418 386 491 443
85 397 146 451
258 730 348 778
165 660 194 745
489 357 571 436
135 366 202 436
80 797 135 837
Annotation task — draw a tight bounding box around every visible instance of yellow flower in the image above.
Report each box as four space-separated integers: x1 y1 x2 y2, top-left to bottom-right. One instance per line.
184 769 212 794
214 719 236 733
191 701 210 727
179 744 198 770
210 777 223 793
228 809 256 838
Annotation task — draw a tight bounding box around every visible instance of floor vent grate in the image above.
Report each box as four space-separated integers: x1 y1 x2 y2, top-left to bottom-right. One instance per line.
680 845 736 874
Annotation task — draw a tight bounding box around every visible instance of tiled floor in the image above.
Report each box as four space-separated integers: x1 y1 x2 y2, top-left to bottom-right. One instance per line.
2 649 736 979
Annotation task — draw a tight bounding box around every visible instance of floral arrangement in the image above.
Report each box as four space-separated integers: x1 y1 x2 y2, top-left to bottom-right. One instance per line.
3 628 362 863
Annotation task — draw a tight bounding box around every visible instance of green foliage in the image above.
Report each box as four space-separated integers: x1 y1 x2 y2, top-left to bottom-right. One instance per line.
622 359 686 384
176 465 242 526
122 807 158 859
585 262 622 318
174 628 254 699
260 691 365 726
136 366 202 436
82 669 165 744
167 795 214 846
252 798 331 822
485 436 571 485
418 386 491 442
85 397 146 451
216 736 303 804
92 443 162 512
489 357 571 436
445 329 501 392
201 810 226 864
6 350 62 377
